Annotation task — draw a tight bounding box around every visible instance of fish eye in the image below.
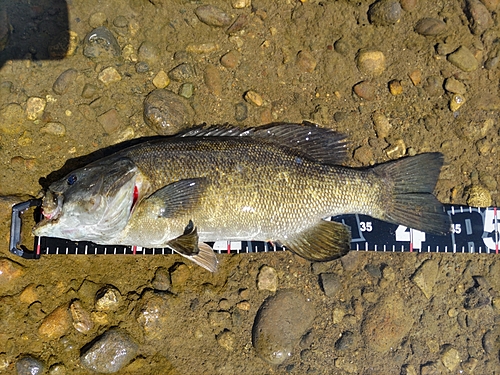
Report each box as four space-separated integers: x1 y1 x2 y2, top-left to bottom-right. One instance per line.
67 174 77 185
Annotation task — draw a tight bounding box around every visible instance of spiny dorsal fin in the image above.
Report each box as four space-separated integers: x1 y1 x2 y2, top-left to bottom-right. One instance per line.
146 178 207 218
253 122 348 165
282 220 351 262
179 122 348 165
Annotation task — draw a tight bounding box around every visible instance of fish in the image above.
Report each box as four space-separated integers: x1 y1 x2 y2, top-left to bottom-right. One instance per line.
33 122 451 272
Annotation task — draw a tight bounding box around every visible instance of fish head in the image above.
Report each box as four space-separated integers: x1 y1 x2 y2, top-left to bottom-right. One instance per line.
33 157 143 242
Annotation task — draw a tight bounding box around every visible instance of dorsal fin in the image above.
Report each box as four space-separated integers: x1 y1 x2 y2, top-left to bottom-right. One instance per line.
178 122 349 165
253 122 348 164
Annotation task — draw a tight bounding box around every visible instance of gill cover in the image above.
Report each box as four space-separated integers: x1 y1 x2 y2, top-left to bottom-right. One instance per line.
34 157 139 242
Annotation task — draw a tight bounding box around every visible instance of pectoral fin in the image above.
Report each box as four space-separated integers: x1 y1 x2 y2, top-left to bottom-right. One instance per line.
167 220 218 272
283 220 351 262
147 178 207 218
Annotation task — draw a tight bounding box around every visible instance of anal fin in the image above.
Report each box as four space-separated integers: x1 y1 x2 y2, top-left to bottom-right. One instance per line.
283 220 351 262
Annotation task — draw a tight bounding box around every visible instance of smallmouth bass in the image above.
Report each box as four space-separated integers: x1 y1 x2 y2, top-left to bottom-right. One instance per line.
33 123 451 272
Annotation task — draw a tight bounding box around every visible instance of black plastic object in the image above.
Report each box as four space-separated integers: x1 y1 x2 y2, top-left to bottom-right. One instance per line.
9 198 42 259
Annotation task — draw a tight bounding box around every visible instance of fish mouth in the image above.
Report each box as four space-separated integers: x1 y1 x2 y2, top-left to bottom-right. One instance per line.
40 190 63 221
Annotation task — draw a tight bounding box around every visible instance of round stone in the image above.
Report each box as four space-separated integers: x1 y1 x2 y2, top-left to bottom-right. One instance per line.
143 89 195 135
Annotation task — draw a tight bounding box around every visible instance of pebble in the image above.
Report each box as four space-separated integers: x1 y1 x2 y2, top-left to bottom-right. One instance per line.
170 263 191 291
234 102 248 121
252 289 315 365
415 18 446 36
220 50 241 69
227 14 248 35
449 94 465 112
113 16 128 28
257 265 278 292
420 362 440 375
447 46 478 72
217 330 236 351
97 109 122 134
0 257 24 289
444 77 466 94
143 89 195 135
38 304 71 340
436 42 457 56
26 97 46 120
482 329 499 354
135 61 149 73
236 301 250 311
52 68 78 95
479 171 497 190
385 139 406 159
48 31 79 58
204 64 222 96
152 70 170 89
80 329 138 373
466 184 492 206
319 273 341 297
388 79 403 95
356 50 386 76
95 285 121 311
185 43 220 54
20 283 39 304
178 83 194 99
244 90 263 106
89 12 107 28
368 0 402 26
195 5 232 27
296 50 317 73
334 38 350 55
353 81 376 101
361 294 414 352
411 259 439 299
136 292 169 340
98 67 121 85
81 83 98 99
232 0 251 8
354 145 374 165
372 111 391 138
48 363 67 375
463 358 478 373
408 69 421 86
335 331 355 350
209 311 232 329
40 122 66 137
152 266 171 291
168 63 195 82
16 356 44 375
423 75 444 97
400 0 417 10
475 138 492 155
466 0 492 35
440 346 460 371
83 27 121 59
480 0 500 11
0 103 25 134
137 41 159 63
79 104 97 121
70 300 94 334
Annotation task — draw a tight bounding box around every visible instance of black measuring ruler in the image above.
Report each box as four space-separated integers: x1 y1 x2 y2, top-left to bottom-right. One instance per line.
9 200 499 259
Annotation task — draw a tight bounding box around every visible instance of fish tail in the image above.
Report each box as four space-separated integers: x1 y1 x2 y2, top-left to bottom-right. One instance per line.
373 152 451 235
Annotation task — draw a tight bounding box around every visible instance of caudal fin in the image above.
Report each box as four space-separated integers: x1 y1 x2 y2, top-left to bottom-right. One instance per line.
373 153 451 235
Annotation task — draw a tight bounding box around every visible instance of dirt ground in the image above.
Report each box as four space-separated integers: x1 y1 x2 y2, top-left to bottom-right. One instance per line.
0 0 499 374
